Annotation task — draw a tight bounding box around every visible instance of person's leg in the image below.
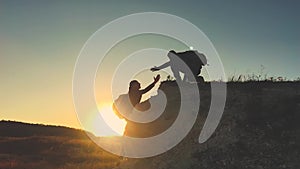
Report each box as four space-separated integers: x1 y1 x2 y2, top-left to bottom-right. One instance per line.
187 66 201 82
183 74 188 82
169 56 183 82
171 66 182 82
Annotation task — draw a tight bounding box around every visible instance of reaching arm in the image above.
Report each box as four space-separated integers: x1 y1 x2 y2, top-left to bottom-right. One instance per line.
151 61 170 71
140 82 155 94
140 75 160 94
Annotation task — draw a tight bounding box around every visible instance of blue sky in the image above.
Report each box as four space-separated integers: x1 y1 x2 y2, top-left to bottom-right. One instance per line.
0 0 299 130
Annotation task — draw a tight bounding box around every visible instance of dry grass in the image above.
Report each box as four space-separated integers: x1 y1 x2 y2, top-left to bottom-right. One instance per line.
0 123 121 169
227 65 299 82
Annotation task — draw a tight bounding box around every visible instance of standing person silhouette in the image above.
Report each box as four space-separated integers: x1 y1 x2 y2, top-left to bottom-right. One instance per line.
151 50 207 82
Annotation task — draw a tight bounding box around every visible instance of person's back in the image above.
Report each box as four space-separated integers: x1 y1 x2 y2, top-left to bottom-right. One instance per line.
113 94 132 119
128 80 143 107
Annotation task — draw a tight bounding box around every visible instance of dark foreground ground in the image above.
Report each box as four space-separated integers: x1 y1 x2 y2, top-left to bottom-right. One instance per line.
1 81 299 169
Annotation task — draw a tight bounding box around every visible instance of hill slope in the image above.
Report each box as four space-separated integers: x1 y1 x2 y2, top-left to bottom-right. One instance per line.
0 121 121 169
117 81 300 169
1 81 299 169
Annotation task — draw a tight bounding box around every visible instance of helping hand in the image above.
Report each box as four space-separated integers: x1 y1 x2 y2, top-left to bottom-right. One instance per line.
151 67 160 72
153 74 160 83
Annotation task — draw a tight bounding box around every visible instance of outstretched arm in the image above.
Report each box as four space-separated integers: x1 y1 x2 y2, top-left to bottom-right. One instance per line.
140 74 160 94
151 61 170 71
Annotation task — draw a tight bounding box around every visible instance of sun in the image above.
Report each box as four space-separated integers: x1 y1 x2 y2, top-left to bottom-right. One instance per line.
98 104 127 136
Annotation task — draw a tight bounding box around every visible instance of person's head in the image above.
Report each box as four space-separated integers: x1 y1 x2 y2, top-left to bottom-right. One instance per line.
167 50 177 59
129 80 141 91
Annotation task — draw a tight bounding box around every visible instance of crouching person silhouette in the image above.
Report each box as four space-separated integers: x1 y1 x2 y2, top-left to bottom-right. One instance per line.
113 75 160 120
151 50 207 82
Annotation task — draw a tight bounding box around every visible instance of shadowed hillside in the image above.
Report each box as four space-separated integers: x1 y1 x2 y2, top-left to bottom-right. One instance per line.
0 121 89 138
1 81 300 169
0 121 121 169
118 81 300 169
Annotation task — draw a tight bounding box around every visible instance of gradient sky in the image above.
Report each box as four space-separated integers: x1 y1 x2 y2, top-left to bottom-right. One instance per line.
1 0 299 132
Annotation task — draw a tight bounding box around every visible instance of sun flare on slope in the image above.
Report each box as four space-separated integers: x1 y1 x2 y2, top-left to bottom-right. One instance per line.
98 104 127 136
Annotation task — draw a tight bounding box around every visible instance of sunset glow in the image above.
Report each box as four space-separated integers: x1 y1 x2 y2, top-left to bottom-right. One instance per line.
98 104 127 136
1 0 299 138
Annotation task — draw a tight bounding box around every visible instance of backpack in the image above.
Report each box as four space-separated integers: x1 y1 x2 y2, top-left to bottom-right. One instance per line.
176 50 208 66
194 51 208 66
112 94 133 119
